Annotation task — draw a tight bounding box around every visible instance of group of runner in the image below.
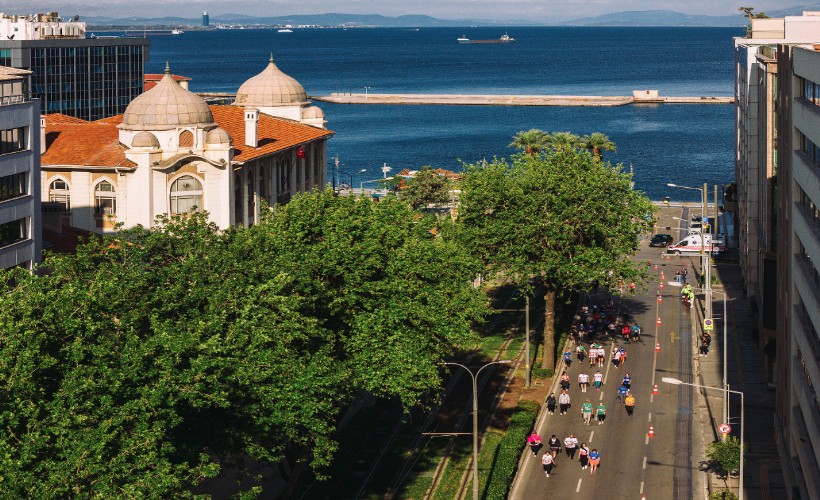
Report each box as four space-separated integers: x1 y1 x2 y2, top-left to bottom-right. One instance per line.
527 431 601 477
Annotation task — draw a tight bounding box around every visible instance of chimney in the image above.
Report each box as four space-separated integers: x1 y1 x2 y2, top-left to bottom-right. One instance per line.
244 108 258 148
40 115 46 154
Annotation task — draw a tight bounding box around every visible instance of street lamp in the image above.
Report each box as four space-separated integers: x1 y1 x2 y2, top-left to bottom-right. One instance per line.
364 86 371 100
667 183 712 319
445 360 512 500
662 377 744 500
695 288 729 427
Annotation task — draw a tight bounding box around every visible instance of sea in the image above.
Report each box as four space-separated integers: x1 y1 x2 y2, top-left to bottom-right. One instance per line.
135 26 743 201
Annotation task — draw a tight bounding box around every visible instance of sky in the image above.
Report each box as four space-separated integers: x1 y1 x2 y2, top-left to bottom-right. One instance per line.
0 0 808 21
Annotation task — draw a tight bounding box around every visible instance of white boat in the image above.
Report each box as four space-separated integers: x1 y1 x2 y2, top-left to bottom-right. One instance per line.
457 34 470 43
171 29 184 35
278 28 293 33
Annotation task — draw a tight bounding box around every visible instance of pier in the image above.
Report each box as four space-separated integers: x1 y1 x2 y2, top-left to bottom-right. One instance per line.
311 91 734 107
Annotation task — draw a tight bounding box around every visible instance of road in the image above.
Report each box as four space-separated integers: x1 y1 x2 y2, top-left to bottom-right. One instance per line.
510 231 702 499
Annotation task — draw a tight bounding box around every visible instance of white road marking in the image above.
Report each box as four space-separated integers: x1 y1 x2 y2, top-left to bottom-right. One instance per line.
640 481 645 493
643 456 647 469
589 431 594 443
576 478 582 492
645 434 649 445
648 412 652 422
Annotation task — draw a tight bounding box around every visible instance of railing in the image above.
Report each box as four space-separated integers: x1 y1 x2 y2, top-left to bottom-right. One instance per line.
0 95 30 107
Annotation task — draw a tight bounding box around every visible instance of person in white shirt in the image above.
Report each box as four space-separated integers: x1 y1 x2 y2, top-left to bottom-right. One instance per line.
564 434 579 459
593 371 604 391
578 371 589 393
558 390 571 415
541 452 555 477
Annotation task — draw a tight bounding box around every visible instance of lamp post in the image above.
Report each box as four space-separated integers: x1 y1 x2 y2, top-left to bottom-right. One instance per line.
445 360 512 500
364 86 371 100
662 377 744 500
695 288 729 426
667 183 712 319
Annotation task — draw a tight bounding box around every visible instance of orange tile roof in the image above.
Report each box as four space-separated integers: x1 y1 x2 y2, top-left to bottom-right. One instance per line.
41 106 333 168
144 74 192 92
209 106 333 163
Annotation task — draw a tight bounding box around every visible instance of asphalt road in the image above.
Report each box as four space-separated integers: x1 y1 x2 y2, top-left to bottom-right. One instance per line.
510 236 700 499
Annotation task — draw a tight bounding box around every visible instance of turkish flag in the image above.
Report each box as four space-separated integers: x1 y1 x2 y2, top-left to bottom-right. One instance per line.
296 146 305 159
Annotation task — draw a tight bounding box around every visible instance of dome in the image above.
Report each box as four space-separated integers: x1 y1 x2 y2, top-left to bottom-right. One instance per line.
131 131 160 148
235 55 308 107
207 127 232 144
120 63 215 131
301 106 324 119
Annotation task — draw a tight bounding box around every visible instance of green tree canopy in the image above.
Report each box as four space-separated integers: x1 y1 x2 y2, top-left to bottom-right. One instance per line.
399 166 453 210
546 131 582 152
509 129 550 156
581 132 617 159
0 192 485 497
455 149 654 369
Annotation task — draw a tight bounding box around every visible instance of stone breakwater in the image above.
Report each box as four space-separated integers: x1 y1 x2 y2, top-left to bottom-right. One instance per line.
311 93 734 107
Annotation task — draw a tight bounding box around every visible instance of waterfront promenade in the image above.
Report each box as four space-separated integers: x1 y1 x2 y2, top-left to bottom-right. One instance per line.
311 93 734 107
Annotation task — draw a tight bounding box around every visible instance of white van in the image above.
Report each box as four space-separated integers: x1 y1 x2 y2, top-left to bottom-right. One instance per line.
667 234 725 255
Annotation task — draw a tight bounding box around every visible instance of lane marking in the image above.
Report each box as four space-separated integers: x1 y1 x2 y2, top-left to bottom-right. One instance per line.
648 412 652 423
576 478 582 492
643 456 647 469
589 431 594 443
640 481 645 494
645 434 649 445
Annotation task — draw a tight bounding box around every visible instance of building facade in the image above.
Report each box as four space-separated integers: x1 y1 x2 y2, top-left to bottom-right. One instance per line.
774 43 820 500
0 67 41 269
0 12 149 121
40 59 331 233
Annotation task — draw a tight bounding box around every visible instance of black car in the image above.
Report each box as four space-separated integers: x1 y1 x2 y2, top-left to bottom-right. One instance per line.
649 234 674 247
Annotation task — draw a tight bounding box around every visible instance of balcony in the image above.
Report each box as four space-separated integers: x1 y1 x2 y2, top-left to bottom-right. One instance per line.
0 94 30 107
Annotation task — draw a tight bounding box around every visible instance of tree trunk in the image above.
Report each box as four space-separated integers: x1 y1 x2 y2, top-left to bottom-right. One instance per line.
541 289 556 370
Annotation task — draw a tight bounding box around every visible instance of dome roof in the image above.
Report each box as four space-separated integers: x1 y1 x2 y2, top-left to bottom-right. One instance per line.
120 63 215 131
235 55 308 107
131 131 160 148
207 127 232 144
301 106 325 119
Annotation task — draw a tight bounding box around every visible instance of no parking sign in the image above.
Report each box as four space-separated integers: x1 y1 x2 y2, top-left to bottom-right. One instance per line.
703 318 714 331
718 423 731 435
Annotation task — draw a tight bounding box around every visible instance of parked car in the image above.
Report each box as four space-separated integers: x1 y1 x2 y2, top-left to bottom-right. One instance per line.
649 234 674 247
667 234 726 255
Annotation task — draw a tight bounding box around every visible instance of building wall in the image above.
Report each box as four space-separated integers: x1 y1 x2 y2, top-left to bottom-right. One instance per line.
0 96 41 269
0 38 150 121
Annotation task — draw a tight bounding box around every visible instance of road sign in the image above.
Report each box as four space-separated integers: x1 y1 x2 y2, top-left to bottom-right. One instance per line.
703 318 714 331
718 423 731 434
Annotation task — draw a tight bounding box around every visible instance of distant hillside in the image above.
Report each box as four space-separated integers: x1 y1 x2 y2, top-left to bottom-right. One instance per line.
562 10 744 27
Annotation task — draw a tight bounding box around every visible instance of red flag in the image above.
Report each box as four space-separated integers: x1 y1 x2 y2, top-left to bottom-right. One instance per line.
296 146 305 159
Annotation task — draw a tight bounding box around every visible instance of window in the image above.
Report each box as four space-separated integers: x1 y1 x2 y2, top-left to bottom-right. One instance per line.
0 127 27 155
49 179 70 210
0 173 26 202
94 180 116 215
179 130 194 148
0 218 26 248
170 176 203 214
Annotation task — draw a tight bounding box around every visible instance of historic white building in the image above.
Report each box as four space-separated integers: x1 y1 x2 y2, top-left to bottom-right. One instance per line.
40 58 332 232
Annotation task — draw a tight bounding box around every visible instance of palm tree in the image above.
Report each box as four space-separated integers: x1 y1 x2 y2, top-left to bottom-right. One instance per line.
509 129 549 156
581 132 617 159
547 131 581 152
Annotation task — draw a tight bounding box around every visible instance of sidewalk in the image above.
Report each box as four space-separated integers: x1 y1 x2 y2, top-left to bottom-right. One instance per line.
691 253 786 499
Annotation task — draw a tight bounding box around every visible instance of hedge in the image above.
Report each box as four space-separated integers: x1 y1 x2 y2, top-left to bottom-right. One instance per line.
482 400 540 499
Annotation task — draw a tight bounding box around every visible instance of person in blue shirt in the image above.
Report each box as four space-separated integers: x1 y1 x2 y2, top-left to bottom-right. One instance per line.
622 373 632 390
589 448 601 475
617 384 629 403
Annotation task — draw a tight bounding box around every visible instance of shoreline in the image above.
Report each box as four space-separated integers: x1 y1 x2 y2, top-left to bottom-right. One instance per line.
311 93 734 106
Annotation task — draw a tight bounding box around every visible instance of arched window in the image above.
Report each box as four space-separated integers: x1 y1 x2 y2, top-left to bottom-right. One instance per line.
179 130 194 148
169 175 203 215
49 178 70 210
234 173 243 225
94 180 116 215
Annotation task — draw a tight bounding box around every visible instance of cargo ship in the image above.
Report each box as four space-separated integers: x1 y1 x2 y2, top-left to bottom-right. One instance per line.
457 33 515 44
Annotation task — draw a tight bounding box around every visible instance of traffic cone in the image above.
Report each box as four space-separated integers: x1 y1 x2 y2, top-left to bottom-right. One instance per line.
647 425 655 438
652 384 658 395
655 342 661 352
654 264 658 271
659 282 664 290
656 317 662 327
657 295 663 303
660 272 665 280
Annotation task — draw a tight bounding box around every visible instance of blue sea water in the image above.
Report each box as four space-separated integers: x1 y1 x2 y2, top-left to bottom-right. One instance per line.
140 26 743 201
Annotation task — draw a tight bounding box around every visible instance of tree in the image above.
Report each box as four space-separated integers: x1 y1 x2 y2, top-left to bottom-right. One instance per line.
707 436 744 479
399 166 453 210
546 131 581 152
509 129 549 156
739 6 755 19
455 149 654 369
581 132 617 159
0 193 486 497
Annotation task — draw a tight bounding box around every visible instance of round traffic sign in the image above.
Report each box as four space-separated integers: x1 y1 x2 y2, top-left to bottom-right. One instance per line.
718 423 731 434
703 318 714 331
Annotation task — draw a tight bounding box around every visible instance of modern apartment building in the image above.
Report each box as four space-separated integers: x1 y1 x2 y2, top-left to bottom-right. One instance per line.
0 67 41 269
773 43 820 500
0 12 149 121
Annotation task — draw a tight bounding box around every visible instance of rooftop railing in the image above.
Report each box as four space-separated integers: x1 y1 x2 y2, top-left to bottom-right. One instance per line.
0 94 29 107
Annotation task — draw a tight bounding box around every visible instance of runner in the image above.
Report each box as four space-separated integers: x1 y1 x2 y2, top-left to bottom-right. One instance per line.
613 348 622 368
593 371 603 391
622 373 632 390
617 384 628 403
597 345 606 367
564 433 578 459
596 402 606 425
527 431 543 457
563 348 573 368
558 390 571 415
546 392 557 415
581 399 593 425
618 346 627 367
541 452 555 477
621 323 631 342
589 344 597 368
578 443 590 469
560 371 571 391
548 434 561 457
589 448 601 475
631 323 641 343
576 343 586 363
624 391 636 416
578 371 590 393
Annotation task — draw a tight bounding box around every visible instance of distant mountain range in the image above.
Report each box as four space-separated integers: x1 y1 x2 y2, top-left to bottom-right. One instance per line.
82 4 820 29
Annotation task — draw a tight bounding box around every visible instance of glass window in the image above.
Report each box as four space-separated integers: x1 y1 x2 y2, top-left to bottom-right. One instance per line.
0 218 26 248
94 180 116 215
170 176 203 215
0 127 27 155
49 179 70 210
0 173 26 202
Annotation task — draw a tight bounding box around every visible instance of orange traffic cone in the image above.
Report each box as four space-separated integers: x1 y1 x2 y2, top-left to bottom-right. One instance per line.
652 384 658 395
659 282 664 290
660 272 665 280
657 295 663 303
654 265 658 271
656 317 662 327
647 425 655 438
655 342 661 352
